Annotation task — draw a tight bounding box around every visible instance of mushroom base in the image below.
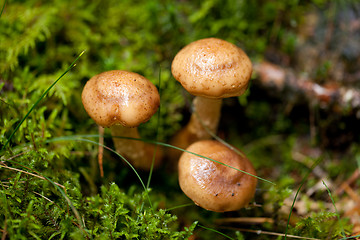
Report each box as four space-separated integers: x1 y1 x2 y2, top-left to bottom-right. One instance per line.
111 125 162 170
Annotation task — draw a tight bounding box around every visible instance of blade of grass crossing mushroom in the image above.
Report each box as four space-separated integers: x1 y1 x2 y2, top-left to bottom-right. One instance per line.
0 51 85 152
158 141 273 185
137 68 163 214
193 110 246 158
323 180 346 238
284 158 323 240
48 135 274 185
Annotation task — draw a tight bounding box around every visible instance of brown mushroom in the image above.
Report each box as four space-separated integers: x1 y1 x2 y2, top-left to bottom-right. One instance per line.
178 140 257 212
170 38 252 160
81 70 162 170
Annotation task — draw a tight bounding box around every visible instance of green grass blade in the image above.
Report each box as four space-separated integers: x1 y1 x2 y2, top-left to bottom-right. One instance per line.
322 180 346 238
198 224 234 240
339 235 360 240
0 51 85 152
0 0 6 17
193 110 246 158
47 137 152 208
48 134 275 185
159 141 273 183
284 158 323 240
165 203 195 211
146 66 162 190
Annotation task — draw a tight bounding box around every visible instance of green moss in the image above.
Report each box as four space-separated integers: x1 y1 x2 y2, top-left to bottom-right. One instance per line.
0 157 195 239
291 212 351 239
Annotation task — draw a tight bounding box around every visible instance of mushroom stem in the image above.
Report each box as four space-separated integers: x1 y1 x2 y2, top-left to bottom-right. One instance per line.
168 97 222 162
110 125 161 170
188 96 222 140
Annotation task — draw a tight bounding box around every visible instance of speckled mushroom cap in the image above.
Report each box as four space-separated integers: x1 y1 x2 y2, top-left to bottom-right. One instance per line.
178 140 257 212
81 70 160 128
171 38 252 99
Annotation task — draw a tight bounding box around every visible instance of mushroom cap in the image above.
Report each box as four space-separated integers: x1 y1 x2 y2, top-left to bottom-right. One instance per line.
171 38 252 99
81 70 160 128
178 140 257 212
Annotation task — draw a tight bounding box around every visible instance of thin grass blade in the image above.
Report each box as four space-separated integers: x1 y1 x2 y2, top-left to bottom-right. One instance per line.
198 224 234 240
284 158 323 239
0 0 6 17
1 51 85 152
48 137 153 208
49 134 275 185
323 180 346 237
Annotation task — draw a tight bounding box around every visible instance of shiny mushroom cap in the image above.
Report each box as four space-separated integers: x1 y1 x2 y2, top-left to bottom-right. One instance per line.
82 70 160 128
178 140 257 212
171 38 253 99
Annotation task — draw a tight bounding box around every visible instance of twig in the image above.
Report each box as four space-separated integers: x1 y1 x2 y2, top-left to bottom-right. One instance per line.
335 169 360 195
0 163 65 189
342 183 360 202
4 151 28 162
254 61 360 112
220 226 320 240
1 216 7 240
216 217 274 225
32 191 55 205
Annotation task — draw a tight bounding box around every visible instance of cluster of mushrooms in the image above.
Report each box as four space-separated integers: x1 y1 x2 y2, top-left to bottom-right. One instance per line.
81 38 257 212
